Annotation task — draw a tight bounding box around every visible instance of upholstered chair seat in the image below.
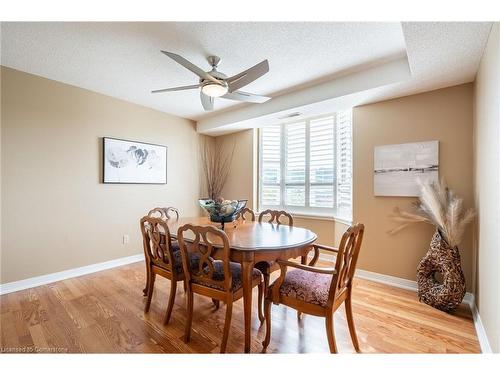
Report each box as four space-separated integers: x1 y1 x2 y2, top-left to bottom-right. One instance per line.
193 261 263 292
276 268 332 307
169 249 197 275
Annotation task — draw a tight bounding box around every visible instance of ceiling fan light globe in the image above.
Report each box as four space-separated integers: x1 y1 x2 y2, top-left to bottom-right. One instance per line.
202 83 228 97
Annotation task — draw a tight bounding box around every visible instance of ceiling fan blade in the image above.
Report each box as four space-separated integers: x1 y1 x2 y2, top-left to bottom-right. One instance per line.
200 92 214 111
222 90 271 103
161 51 219 84
151 84 200 94
226 60 269 92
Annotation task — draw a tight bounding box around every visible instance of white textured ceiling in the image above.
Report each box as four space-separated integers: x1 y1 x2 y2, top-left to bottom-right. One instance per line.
0 22 406 120
197 22 493 134
0 22 492 133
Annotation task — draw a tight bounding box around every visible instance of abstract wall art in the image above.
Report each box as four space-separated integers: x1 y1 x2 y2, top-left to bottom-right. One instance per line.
103 137 167 184
374 141 439 196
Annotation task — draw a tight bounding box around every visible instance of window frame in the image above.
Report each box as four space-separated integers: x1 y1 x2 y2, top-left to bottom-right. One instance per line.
258 111 352 221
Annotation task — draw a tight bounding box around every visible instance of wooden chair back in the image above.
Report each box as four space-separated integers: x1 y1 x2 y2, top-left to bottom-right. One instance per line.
237 207 256 221
258 209 294 226
147 207 168 219
147 206 180 220
164 207 180 220
140 216 176 271
330 223 365 299
177 224 232 291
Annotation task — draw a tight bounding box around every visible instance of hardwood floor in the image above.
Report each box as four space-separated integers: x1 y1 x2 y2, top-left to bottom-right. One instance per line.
0 261 480 353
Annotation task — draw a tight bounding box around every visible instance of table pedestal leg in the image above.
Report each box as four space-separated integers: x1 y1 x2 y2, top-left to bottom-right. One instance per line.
301 254 307 265
241 254 254 353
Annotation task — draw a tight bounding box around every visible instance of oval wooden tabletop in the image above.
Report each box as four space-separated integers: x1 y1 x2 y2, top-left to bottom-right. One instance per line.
167 216 317 252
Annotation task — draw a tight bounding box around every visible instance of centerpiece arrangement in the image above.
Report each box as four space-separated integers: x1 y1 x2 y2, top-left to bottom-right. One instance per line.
199 137 245 230
389 179 475 312
199 198 247 229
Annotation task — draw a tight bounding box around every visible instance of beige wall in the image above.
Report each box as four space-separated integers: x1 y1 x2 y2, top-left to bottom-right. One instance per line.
217 84 475 288
473 23 500 353
0 66 3 274
216 130 257 209
354 84 474 289
1 67 202 284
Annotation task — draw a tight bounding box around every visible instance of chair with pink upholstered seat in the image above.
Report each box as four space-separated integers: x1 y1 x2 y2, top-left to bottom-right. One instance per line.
262 223 365 353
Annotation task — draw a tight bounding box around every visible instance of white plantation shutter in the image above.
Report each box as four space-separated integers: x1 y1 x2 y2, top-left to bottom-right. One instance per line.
310 116 335 208
336 111 353 220
259 110 352 220
285 122 306 206
260 124 281 206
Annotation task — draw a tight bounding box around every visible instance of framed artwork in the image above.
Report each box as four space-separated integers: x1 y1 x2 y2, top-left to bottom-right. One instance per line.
102 137 167 184
374 140 439 197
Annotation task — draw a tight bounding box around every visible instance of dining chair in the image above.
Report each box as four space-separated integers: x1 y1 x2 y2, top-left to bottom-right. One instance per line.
258 209 294 226
256 209 294 298
262 223 365 353
236 207 256 222
147 206 180 220
177 224 265 353
140 215 185 325
163 206 180 220
143 207 181 296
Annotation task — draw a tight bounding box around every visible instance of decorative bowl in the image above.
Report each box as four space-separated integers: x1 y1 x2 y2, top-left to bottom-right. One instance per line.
198 198 248 229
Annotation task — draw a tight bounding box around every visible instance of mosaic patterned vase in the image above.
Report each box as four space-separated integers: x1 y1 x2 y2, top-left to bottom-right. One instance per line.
416 230 466 312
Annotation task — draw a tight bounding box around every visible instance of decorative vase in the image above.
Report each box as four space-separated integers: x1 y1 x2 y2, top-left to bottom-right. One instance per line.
416 230 466 312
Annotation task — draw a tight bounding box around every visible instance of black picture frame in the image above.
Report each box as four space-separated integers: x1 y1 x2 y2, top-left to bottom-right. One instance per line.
102 137 167 184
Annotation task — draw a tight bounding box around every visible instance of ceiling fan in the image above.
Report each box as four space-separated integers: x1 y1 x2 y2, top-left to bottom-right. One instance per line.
152 51 271 111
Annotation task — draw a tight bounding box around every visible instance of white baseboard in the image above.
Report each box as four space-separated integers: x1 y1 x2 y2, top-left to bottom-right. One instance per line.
318 253 492 353
0 253 144 296
355 268 420 292
467 295 493 353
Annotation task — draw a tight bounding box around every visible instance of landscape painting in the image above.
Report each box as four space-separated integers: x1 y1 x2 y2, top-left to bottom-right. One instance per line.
103 137 167 184
374 141 439 196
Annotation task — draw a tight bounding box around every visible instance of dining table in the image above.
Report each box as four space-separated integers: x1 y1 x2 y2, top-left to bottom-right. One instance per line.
166 216 318 353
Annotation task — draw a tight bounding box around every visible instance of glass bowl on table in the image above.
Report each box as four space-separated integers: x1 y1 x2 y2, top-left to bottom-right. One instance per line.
198 199 248 230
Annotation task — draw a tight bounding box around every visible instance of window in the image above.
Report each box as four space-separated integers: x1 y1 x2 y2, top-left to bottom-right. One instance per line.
259 110 352 221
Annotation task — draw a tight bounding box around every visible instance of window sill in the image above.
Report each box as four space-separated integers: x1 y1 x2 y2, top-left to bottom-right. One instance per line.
292 213 352 225
258 207 352 225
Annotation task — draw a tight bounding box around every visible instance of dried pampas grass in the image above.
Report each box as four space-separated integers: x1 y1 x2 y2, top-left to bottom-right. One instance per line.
389 179 475 248
200 137 236 201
